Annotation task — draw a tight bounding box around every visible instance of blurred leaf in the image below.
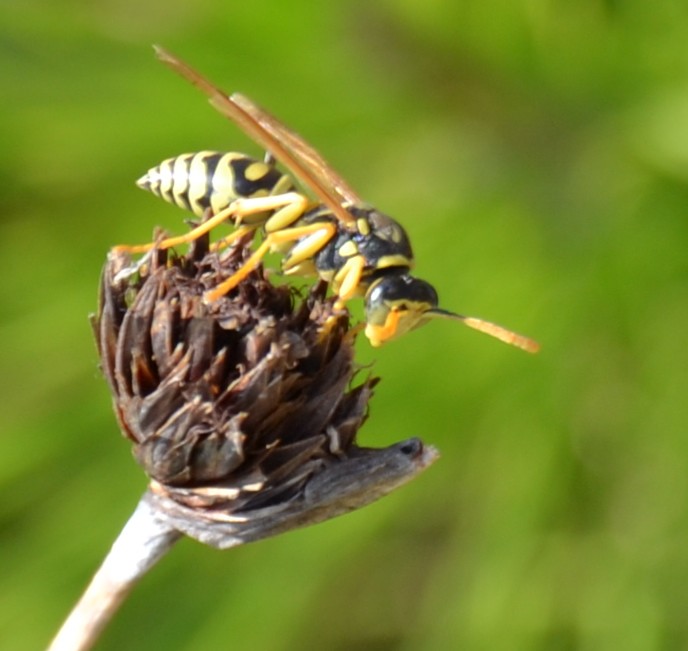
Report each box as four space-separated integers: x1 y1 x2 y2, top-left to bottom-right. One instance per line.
2 1 688 650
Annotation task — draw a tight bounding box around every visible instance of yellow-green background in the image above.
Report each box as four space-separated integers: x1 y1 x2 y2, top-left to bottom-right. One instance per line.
3 1 688 649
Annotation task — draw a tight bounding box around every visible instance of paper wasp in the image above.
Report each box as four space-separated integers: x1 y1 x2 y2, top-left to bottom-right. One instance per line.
115 46 538 352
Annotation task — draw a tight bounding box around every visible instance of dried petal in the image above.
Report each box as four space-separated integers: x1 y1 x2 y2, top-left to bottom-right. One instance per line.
93 230 437 547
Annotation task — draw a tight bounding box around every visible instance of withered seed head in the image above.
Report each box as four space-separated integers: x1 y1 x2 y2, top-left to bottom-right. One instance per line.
93 232 438 548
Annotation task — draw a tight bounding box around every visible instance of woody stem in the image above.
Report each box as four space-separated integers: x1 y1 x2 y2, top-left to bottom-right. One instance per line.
46 495 182 651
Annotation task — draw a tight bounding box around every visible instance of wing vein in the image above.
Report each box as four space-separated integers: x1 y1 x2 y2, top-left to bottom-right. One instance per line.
153 46 359 227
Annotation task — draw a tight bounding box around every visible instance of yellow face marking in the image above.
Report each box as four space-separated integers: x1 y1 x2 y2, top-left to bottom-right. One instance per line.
337 240 359 259
364 310 401 347
356 218 370 236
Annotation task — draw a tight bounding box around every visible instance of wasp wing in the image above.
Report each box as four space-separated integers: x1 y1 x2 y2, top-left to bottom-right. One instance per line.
230 92 363 208
153 46 359 227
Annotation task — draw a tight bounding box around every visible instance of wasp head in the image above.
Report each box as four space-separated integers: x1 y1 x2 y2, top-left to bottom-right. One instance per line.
363 272 540 352
363 273 439 347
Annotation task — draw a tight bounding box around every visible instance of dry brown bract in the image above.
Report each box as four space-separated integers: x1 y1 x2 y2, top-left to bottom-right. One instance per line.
48 230 437 651
93 232 437 549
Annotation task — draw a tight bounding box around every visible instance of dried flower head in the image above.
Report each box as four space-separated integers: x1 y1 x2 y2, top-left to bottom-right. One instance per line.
93 231 438 548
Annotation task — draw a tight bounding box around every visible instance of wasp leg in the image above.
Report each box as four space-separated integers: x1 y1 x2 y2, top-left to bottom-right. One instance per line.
206 191 311 253
112 192 307 254
210 225 257 252
333 255 366 304
318 313 365 347
317 255 367 340
281 226 339 271
203 221 338 303
111 205 240 254
262 194 311 233
211 193 310 251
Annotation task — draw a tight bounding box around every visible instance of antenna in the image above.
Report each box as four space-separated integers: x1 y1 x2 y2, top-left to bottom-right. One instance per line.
427 309 540 353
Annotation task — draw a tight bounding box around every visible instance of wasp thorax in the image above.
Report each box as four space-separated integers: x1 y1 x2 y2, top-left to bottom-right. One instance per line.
360 209 413 254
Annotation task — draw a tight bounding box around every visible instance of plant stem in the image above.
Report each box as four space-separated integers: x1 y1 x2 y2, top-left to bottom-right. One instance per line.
47 495 182 651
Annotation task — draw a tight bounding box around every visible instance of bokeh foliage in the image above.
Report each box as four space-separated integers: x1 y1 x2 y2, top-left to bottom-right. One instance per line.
2 1 688 649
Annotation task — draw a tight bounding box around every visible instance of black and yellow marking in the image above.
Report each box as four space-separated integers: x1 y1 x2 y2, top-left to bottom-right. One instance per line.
116 48 539 352
137 151 294 220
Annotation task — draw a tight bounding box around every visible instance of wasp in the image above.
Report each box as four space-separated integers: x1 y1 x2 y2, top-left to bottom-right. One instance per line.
115 46 538 352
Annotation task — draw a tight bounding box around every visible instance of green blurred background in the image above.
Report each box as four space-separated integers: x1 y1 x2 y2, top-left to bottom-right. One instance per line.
2 1 688 649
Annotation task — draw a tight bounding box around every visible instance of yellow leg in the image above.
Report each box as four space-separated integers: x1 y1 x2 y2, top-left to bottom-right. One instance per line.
319 309 365 344
263 194 310 233
282 225 338 270
203 221 338 303
333 255 366 303
112 192 307 254
211 193 311 251
112 205 240 254
210 225 256 252
320 256 367 340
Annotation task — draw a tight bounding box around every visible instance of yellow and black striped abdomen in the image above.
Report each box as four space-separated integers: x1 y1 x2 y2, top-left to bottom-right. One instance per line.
136 151 294 218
